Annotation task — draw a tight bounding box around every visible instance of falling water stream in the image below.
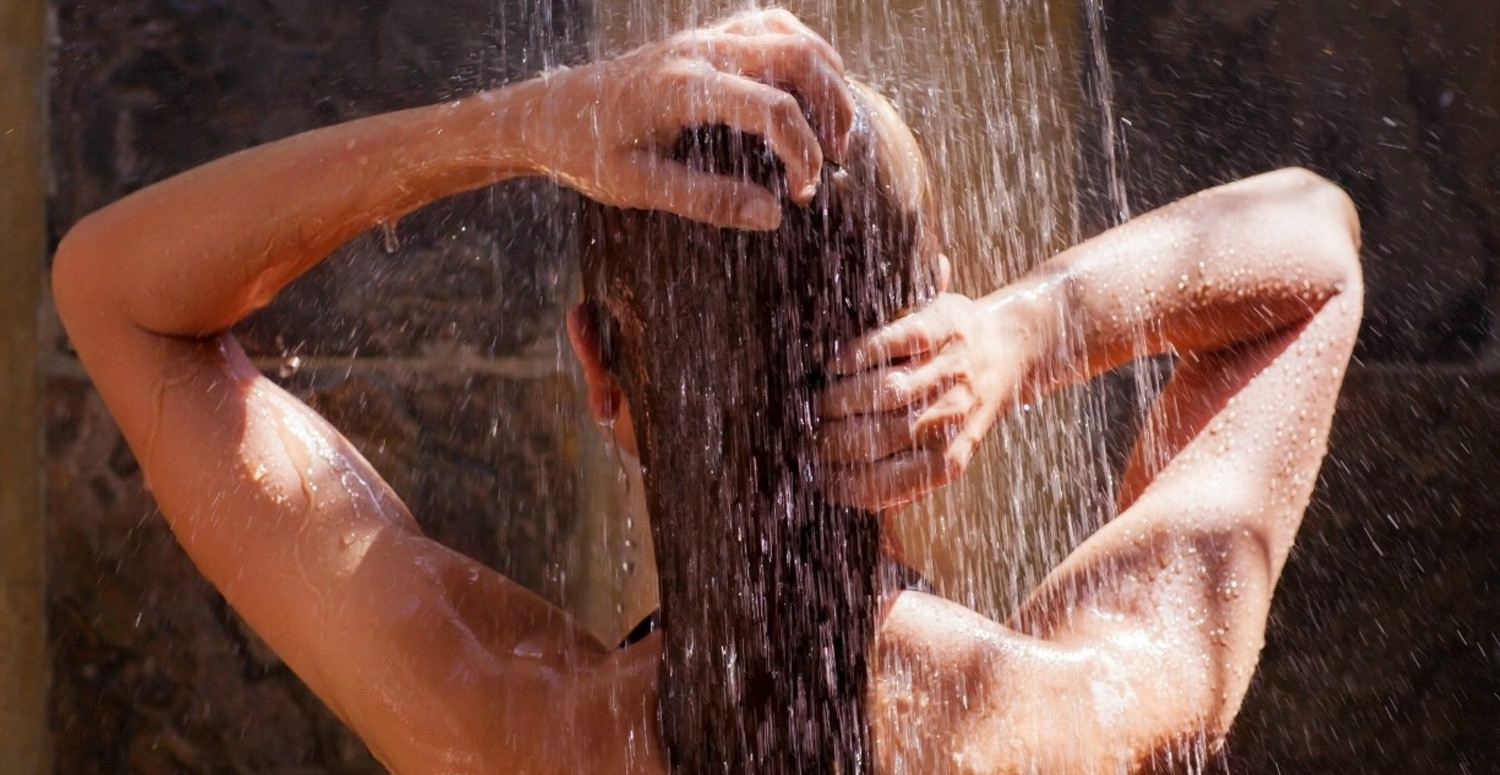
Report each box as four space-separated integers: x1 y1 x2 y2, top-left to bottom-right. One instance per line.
579 0 1142 643
572 1 1168 771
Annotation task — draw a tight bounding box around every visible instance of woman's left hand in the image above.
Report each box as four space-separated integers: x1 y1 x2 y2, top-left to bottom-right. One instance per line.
528 9 856 231
815 290 1037 511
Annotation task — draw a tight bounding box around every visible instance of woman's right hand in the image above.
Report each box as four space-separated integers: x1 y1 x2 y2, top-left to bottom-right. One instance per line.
815 286 1048 512
527 9 856 230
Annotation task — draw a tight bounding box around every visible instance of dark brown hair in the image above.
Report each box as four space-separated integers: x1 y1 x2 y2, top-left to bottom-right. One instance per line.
578 83 938 774
581 82 939 399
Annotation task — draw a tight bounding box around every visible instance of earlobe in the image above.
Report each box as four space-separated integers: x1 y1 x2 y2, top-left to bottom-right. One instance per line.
591 384 622 428
566 304 622 425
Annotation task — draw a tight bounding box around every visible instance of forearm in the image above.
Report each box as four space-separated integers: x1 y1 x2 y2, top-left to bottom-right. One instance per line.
992 168 1360 394
56 79 547 337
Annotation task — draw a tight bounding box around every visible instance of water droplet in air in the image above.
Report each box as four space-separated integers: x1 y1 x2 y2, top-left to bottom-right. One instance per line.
278 355 303 379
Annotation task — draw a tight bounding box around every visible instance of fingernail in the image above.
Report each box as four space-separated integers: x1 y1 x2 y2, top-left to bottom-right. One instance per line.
741 198 781 230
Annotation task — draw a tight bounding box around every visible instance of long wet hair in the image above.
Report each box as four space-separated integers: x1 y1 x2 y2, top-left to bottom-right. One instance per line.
578 83 939 774
581 83 939 396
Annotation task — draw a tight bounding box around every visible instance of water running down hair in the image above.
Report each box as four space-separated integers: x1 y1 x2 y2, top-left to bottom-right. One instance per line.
580 83 939 773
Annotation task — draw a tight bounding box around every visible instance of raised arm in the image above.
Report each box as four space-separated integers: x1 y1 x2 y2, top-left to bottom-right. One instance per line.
823 168 1362 772
52 11 853 773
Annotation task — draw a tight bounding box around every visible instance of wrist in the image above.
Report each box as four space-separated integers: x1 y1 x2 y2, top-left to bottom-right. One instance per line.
453 77 552 180
980 275 1062 402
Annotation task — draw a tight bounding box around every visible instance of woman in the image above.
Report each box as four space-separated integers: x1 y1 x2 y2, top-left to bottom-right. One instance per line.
569 76 1363 772
53 8 1363 774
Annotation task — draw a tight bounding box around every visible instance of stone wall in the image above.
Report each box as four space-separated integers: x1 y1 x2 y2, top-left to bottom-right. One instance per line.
44 1 597 771
1091 1 1500 771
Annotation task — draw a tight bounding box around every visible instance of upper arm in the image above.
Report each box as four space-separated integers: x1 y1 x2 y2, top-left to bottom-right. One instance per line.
52 250 607 771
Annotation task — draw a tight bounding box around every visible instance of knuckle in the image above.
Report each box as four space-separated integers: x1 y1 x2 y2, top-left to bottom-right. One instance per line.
658 60 703 89
665 36 706 61
766 90 803 122
881 373 910 403
719 11 755 32
768 36 815 69
764 8 800 26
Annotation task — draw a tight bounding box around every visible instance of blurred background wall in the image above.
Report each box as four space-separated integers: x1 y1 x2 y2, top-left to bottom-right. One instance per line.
1086 2 1500 770
0 0 1495 772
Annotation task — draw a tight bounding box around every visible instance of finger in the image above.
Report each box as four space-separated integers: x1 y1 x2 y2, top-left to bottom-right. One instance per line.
819 356 943 419
702 35 854 165
822 450 963 512
909 385 979 448
817 411 917 465
621 152 782 230
666 69 825 202
760 12 848 78
827 312 954 377
719 9 822 45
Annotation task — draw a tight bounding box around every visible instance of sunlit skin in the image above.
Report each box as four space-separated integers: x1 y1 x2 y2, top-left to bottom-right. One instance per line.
51 7 1362 775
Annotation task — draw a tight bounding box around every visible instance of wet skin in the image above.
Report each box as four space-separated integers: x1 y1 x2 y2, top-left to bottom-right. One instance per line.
52 7 1362 773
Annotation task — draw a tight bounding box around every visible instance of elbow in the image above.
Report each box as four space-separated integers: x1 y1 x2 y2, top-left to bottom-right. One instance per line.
1274 167 1364 298
51 222 106 337
54 213 157 339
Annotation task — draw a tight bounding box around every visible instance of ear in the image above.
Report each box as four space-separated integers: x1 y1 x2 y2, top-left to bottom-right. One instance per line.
937 254 952 293
566 304 622 425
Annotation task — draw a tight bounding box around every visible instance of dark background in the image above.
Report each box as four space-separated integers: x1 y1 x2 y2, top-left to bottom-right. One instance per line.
40 0 1498 771
1084 2 1499 771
